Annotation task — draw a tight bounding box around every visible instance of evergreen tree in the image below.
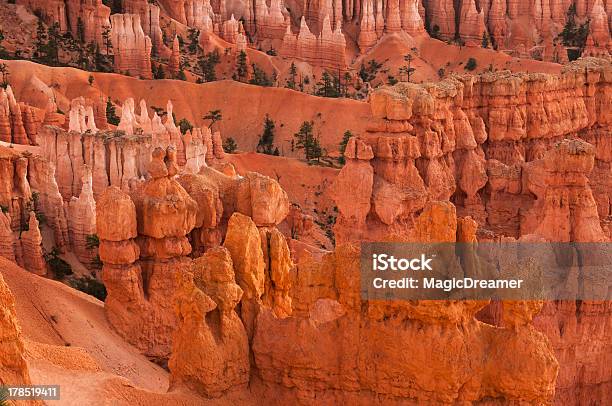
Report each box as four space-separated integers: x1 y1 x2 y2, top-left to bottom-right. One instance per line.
199 50 220 82
106 97 120 126
343 71 351 97
223 137 238 153
558 4 590 50
0 30 7 57
338 130 353 165
235 50 248 82
481 32 489 48
257 114 276 154
316 72 341 98
187 28 200 54
0 64 10 88
101 26 112 55
249 64 272 86
465 57 478 71
46 22 60 65
399 54 415 82
76 17 85 43
359 59 382 83
178 118 193 134
34 20 47 60
203 109 222 128
286 62 297 89
293 121 323 162
152 63 165 79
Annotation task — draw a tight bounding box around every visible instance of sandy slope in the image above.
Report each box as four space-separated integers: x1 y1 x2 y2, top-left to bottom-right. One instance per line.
355 33 563 85
0 257 250 405
1 59 373 156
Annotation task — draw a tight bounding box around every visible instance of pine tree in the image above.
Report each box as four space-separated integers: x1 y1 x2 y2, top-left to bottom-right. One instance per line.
481 32 489 48
338 130 353 165
249 64 272 86
106 97 120 126
102 26 112 55
294 121 323 162
316 72 341 98
257 114 276 154
76 17 85 43
187 28 200 54
203 109 222 129
223 137 238 153
178 118 193 134
34 19 47 60
235 50 248 82
46 22 60 65
199 50 220 82
286 62 297 89
399 54 415 82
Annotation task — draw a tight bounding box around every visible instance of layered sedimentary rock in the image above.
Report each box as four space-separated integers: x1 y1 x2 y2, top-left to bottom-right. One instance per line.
289 0 610 58
168 206 292 397
38 98 212 200
339 58 611 243
168 36 181 77
177 164 289 255
123 0 168 54
99 147 198 358
20 212 47 276
27 155 70 249
170 246 250 397
0 211 15 262
331 57 611 404
0 146 69 263
457 0 486 46
583 0 612 57
280 16 346 69
110 14 153 79
17 0 111 47
67 167 97 266
252 0 289 41
0 86 39 145
0 147 33 233
251 206 558 403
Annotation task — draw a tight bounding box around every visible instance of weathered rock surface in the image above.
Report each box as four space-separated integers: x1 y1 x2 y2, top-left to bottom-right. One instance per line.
99 147 198 358
110 13 153 79
0 86 39 145
0 270 36 400
169 246 250 397
338 58 611 242
253 239 558 404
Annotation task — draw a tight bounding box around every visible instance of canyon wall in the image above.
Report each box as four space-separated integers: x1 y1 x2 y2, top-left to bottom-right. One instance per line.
334 57 611 243
17 0 111 47
331 56 611 404
0 86 41 146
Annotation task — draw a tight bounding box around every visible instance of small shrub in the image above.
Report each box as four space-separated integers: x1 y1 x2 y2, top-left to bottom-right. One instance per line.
178 118 193 135
223 137 238 153
44 248 73 279
70 277 107 301
465 58 478 71
85 234 100 250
